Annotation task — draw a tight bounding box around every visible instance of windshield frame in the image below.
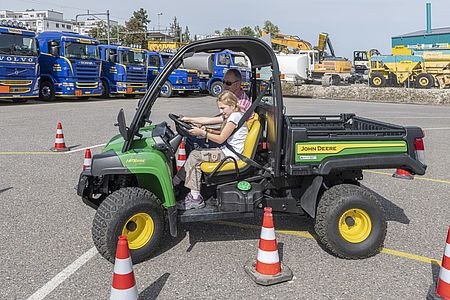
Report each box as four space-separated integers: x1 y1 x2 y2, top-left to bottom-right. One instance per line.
0 32 37 56
64 41 99 60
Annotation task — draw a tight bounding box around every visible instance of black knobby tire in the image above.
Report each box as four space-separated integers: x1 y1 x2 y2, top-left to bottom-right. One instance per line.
369 73 386 87
210 81 224 97
415 73 435 89
39 80 55 101
314 184 387 259
160 81 173 98
101 79 110 98
92 187 164 264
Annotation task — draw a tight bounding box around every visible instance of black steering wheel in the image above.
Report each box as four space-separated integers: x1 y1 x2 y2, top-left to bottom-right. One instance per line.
168 113 194 136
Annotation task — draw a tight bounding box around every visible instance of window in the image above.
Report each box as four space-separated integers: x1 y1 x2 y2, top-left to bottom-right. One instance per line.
149 55 160 67
218 54 230 65
56 23 59 28
46 22 49 28
67 25 71 30
33 22 36 26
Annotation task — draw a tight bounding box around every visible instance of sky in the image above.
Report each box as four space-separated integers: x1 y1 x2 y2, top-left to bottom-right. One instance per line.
3 0 450 59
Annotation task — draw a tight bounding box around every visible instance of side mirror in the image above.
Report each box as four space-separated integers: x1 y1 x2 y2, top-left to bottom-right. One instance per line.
116 109 129 141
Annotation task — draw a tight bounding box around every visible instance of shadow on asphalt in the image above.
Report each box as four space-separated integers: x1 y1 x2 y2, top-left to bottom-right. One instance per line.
362 185 410 224
139 272 170 300
181 213 316 253
428 261 442 298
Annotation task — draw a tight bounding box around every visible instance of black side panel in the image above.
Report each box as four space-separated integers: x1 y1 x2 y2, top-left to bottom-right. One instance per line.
300 176 323 218
91 150 131 176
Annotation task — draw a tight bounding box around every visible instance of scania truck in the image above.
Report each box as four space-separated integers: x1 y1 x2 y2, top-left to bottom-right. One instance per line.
99 45 147 98
147 51 200 98
36 31 102 101
0 21 39 103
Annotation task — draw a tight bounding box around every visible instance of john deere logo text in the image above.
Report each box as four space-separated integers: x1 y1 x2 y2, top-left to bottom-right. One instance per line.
299 145 337 152
126 158 145 163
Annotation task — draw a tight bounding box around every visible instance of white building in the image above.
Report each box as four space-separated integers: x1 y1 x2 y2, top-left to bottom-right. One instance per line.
74 18 119 36
0 9 118 36
0 10 75 33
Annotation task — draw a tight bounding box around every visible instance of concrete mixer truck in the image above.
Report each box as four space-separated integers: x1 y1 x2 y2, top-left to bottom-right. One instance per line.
183 50 251 96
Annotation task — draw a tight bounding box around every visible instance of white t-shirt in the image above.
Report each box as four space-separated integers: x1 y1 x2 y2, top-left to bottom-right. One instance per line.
220 112 248 159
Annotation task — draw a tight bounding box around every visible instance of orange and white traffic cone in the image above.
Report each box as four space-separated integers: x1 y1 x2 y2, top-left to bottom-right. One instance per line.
110 236 138 300
392 168 414 180
82 149 92 171
50 122 69 152
176 139 186 171
244 207 293 286
428 226 450 300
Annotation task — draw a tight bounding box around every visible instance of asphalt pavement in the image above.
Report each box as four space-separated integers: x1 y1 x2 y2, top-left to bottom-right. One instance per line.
0 95 449 299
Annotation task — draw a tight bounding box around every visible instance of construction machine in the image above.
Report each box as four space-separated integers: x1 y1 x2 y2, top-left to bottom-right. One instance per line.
262 31 353 85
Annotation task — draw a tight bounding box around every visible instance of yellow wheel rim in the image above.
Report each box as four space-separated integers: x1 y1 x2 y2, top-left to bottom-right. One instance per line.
338 209 372 243
373 77 382 86
419 77 429 86
122 213 154 250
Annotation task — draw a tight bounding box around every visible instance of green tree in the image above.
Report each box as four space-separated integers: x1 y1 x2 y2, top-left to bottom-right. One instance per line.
132 8 150 30
182 26 191 42
124 8 150 47
88 21 107 42
222 27 238 36
169 17 182 42
262 20 279 34
214 29 221 35
254 25 262 37
239 26 255 37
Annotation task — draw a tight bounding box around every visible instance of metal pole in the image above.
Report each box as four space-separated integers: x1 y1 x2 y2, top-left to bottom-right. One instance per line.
106 10 110 45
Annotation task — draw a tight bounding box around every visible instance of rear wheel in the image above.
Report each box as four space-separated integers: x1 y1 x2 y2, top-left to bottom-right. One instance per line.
39 80 55 101
101 79 110 98
314 184 386 259
369 73 386 87
92 187 164 264
415 73 435 89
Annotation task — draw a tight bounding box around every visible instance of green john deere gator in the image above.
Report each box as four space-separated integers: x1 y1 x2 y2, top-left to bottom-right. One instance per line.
77 37 427 263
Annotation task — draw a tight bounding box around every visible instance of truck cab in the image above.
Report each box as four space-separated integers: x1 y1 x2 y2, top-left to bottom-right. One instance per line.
184 50 251 97
36 31 102 101
147 51 199 98
0 21 39 103
99 45 147 98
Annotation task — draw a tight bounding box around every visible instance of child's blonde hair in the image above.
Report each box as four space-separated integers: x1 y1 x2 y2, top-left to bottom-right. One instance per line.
217 90 240 113
217 90 241 130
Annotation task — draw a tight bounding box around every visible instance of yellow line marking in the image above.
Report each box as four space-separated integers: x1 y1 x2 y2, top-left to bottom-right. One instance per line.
364 170 450 185
211 220 441 266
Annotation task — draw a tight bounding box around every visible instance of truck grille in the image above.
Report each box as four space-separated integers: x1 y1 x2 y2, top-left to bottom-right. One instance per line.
0 80 32 86
75 64 99 81
127 69 146 82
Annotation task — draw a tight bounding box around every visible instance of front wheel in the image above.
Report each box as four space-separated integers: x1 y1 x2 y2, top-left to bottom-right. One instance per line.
92 187 165 264
39 80 55 101
210 81 224 97
314 184 386 259
415 73 435 89
160 81 173 98
369 73 386 87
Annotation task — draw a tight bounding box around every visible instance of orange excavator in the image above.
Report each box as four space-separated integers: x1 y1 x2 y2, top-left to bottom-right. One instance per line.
262 31 353 85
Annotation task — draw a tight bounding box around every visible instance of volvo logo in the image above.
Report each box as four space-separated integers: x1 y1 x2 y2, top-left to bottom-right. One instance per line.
0 56 34 63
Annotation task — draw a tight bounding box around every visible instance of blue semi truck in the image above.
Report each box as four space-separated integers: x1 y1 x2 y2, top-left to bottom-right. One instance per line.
147 51 200 97
0 21 39 103
183 50 251 97
99 45 147 98
36 31 102 101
